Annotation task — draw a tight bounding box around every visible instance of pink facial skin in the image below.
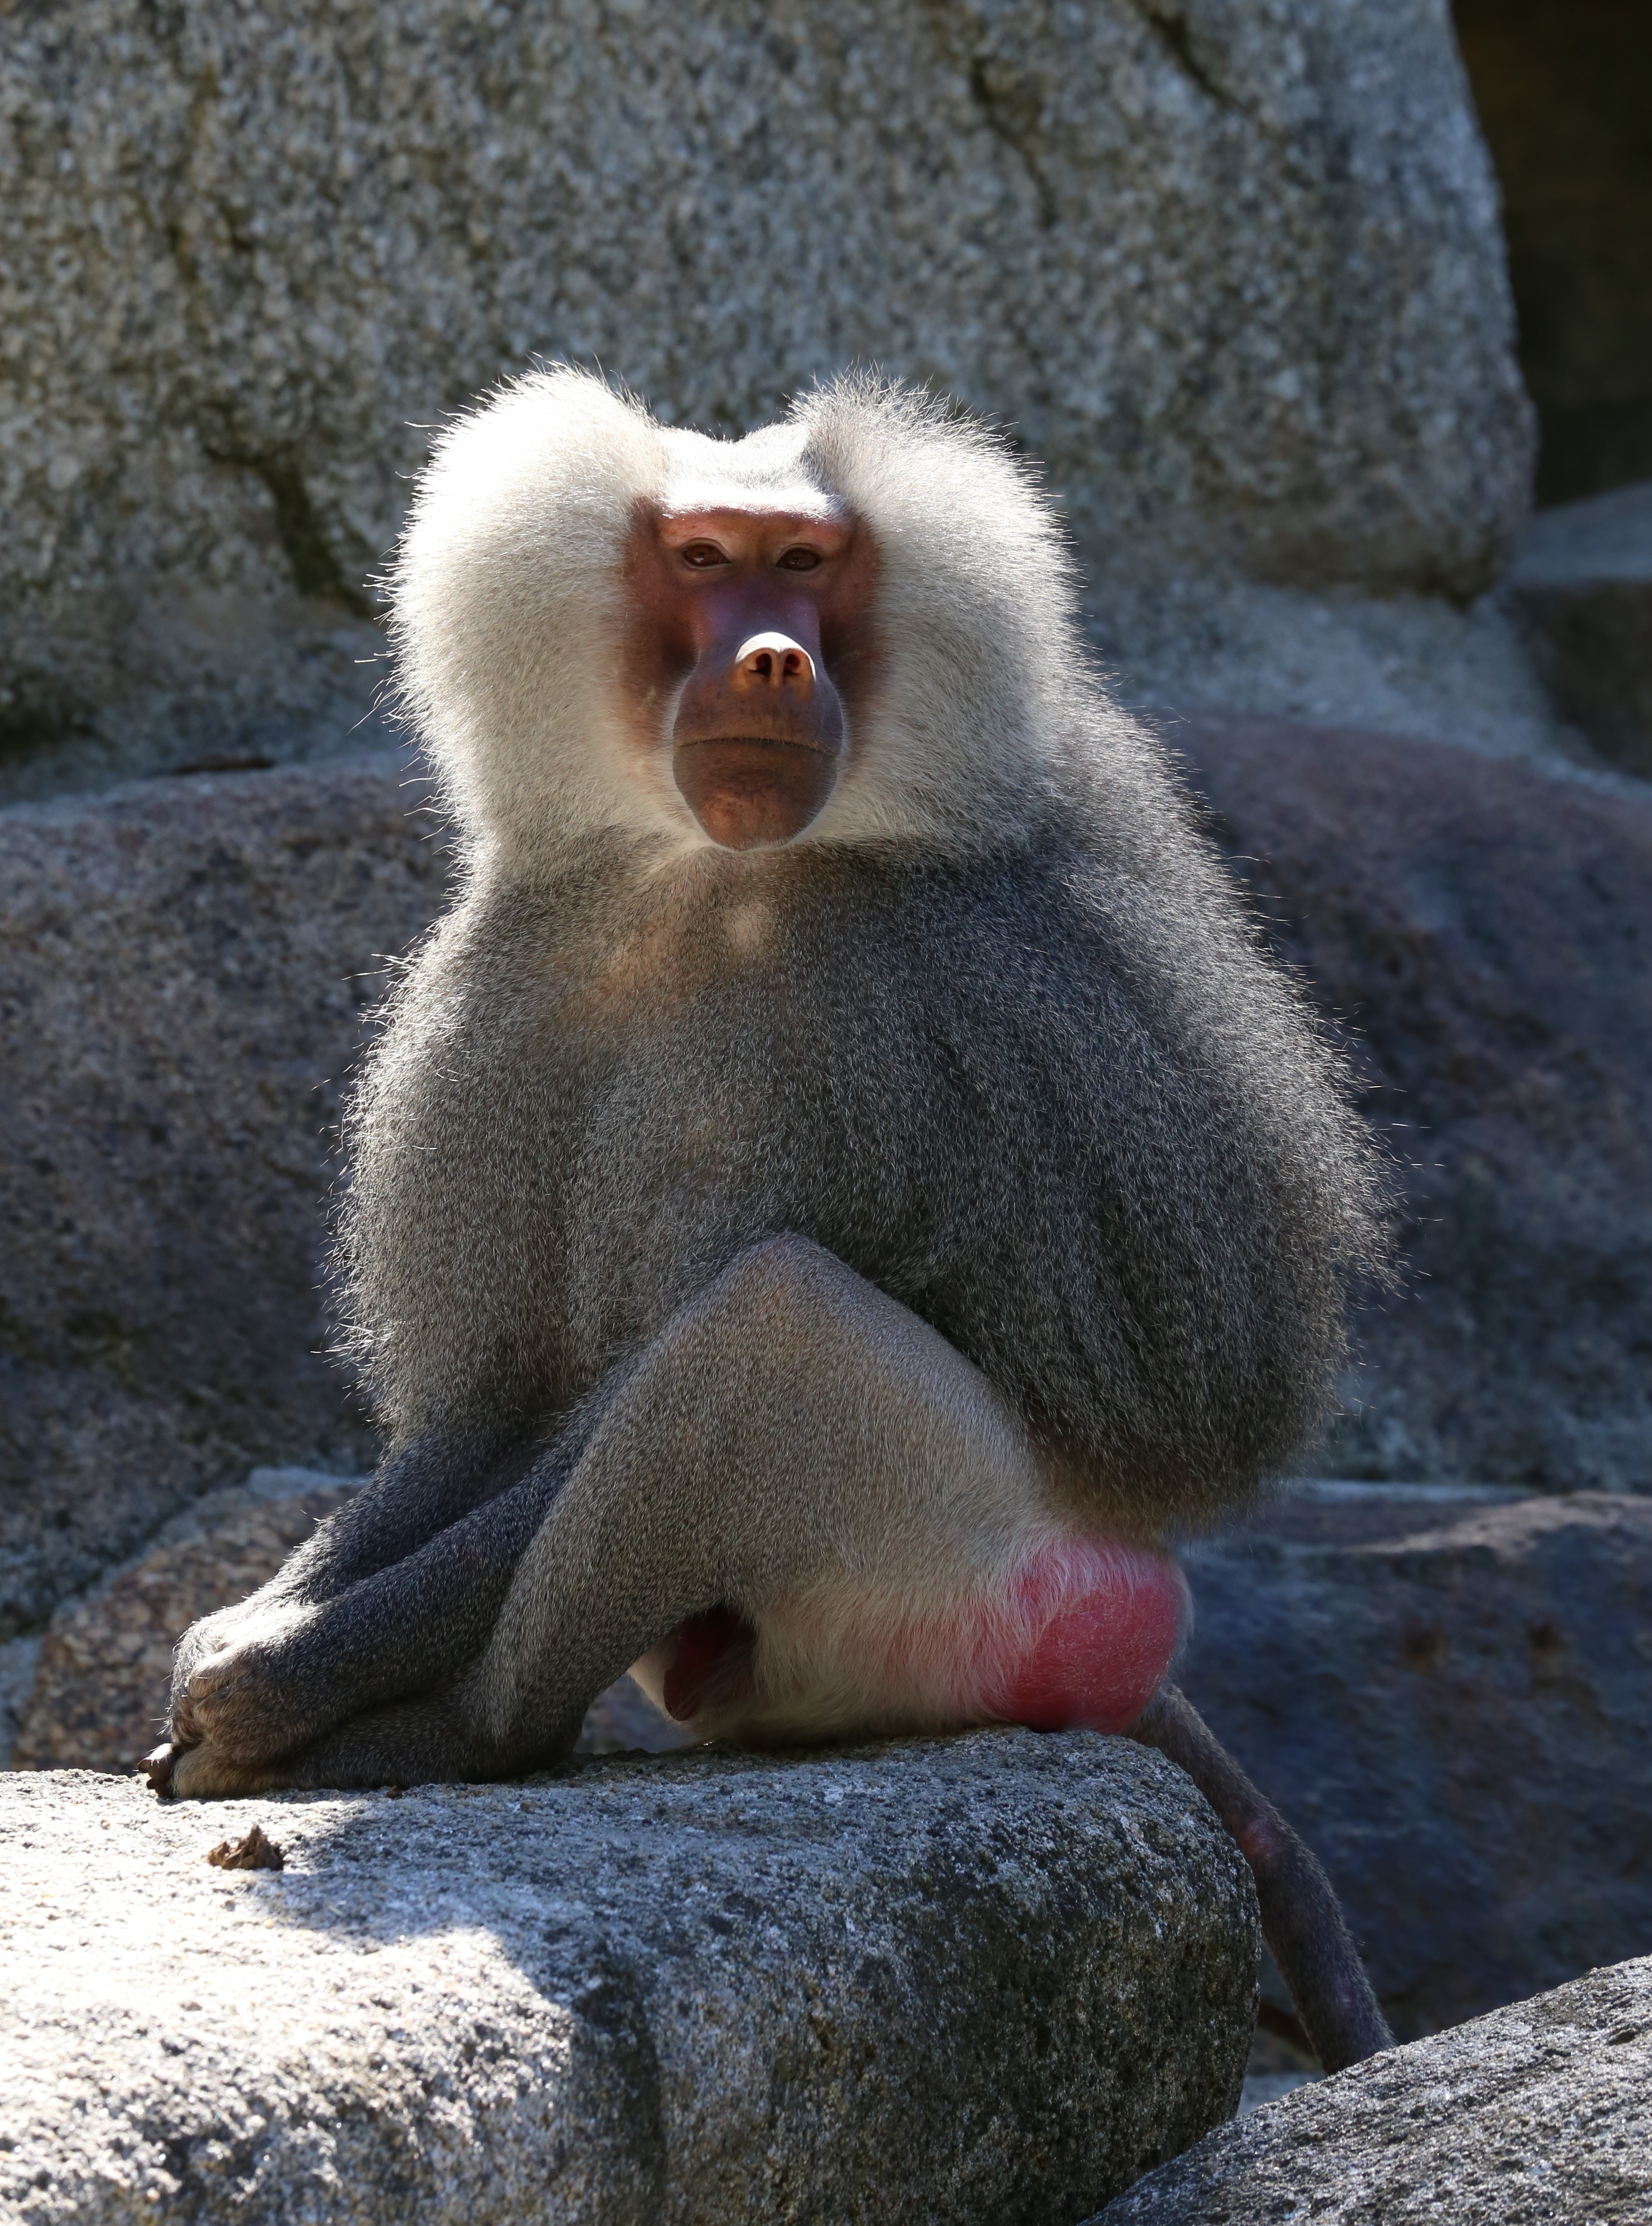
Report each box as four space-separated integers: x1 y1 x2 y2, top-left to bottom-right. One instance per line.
659 1536 1186 1739
622 501 881 849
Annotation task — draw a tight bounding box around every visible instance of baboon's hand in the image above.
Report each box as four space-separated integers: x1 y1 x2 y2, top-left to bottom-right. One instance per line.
163 1594 293 1742
140 1620 317 1796
174 1602 329 1765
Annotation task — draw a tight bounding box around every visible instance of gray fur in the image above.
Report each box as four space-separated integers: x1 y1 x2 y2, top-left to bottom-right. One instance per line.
339 804 1385 1537
340 369 1387 1530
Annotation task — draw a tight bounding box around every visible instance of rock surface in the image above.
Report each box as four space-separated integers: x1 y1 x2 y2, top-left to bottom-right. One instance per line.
1182 712 1652 1492
1179 1487 1652 2041
1508 478 1652 776
0 0 1530 793
0 1733 1258 2225
577 1674 697 1760
1092 1954 1652 2224
9 1472 360 1773
0 755 444 1640
1103 571 1576 776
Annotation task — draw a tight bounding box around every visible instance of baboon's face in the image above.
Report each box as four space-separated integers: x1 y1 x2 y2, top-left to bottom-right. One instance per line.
623 499 881 848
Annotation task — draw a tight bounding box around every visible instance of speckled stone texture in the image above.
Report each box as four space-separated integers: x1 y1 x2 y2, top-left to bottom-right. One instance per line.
0 0 1530 789
9 1476 361 1773
0 755 443 1640
0 1732 1259 2225
1093 1955 1652 2224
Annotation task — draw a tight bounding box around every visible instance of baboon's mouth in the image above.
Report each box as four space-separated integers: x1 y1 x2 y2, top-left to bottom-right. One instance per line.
677 733 836 756
672 732 841 848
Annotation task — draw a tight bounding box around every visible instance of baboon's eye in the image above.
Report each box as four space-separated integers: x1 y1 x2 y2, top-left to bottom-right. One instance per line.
777 547 822 572
680 542 730 568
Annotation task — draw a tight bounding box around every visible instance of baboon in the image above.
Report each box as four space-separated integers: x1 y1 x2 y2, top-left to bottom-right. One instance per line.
146 369 1393 2068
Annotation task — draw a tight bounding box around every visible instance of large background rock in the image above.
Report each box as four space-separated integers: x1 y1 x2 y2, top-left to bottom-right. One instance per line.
1507 477 1652 777
0 1733 1259 2224
0 755 444 1640
0 0 1530 794
8 1472 360 1773
1182 713 1652 1492
1179 1488 1652 2042
1096 1954 1652 2224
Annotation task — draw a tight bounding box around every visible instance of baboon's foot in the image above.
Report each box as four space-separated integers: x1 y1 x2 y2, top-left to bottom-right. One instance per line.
164 1737 293 1800
143 1729 301 1800
164 1593 304 1751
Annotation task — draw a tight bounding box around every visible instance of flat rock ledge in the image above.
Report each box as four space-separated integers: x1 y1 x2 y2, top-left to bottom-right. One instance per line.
1095 1954 1652 2225
0 1730 1257 2225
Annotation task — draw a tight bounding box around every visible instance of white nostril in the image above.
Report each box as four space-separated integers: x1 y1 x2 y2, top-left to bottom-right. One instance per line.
735 631 815 688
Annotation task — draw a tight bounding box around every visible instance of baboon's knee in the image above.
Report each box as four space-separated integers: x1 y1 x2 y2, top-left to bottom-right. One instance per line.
710 1233 866 1344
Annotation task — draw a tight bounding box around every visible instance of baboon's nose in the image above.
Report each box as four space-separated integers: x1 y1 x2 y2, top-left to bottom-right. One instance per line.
733 632 815 695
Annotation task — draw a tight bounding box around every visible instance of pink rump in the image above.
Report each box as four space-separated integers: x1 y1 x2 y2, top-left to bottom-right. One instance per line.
982 1539 1186 1736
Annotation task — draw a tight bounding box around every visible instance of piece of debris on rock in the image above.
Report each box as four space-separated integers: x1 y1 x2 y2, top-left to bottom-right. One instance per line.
205 1824 284 1872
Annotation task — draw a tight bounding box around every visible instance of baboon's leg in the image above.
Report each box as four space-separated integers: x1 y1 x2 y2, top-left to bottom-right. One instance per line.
1127 1684 1393 2071
165 1234 1046 1795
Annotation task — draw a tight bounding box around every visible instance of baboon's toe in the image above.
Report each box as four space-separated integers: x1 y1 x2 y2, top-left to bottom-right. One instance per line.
140 1740 182 1795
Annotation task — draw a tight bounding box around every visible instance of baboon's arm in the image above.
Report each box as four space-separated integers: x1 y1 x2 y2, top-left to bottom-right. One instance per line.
1127 1683 1393 2071
260 1418 543 1605
145 1450 572 1788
